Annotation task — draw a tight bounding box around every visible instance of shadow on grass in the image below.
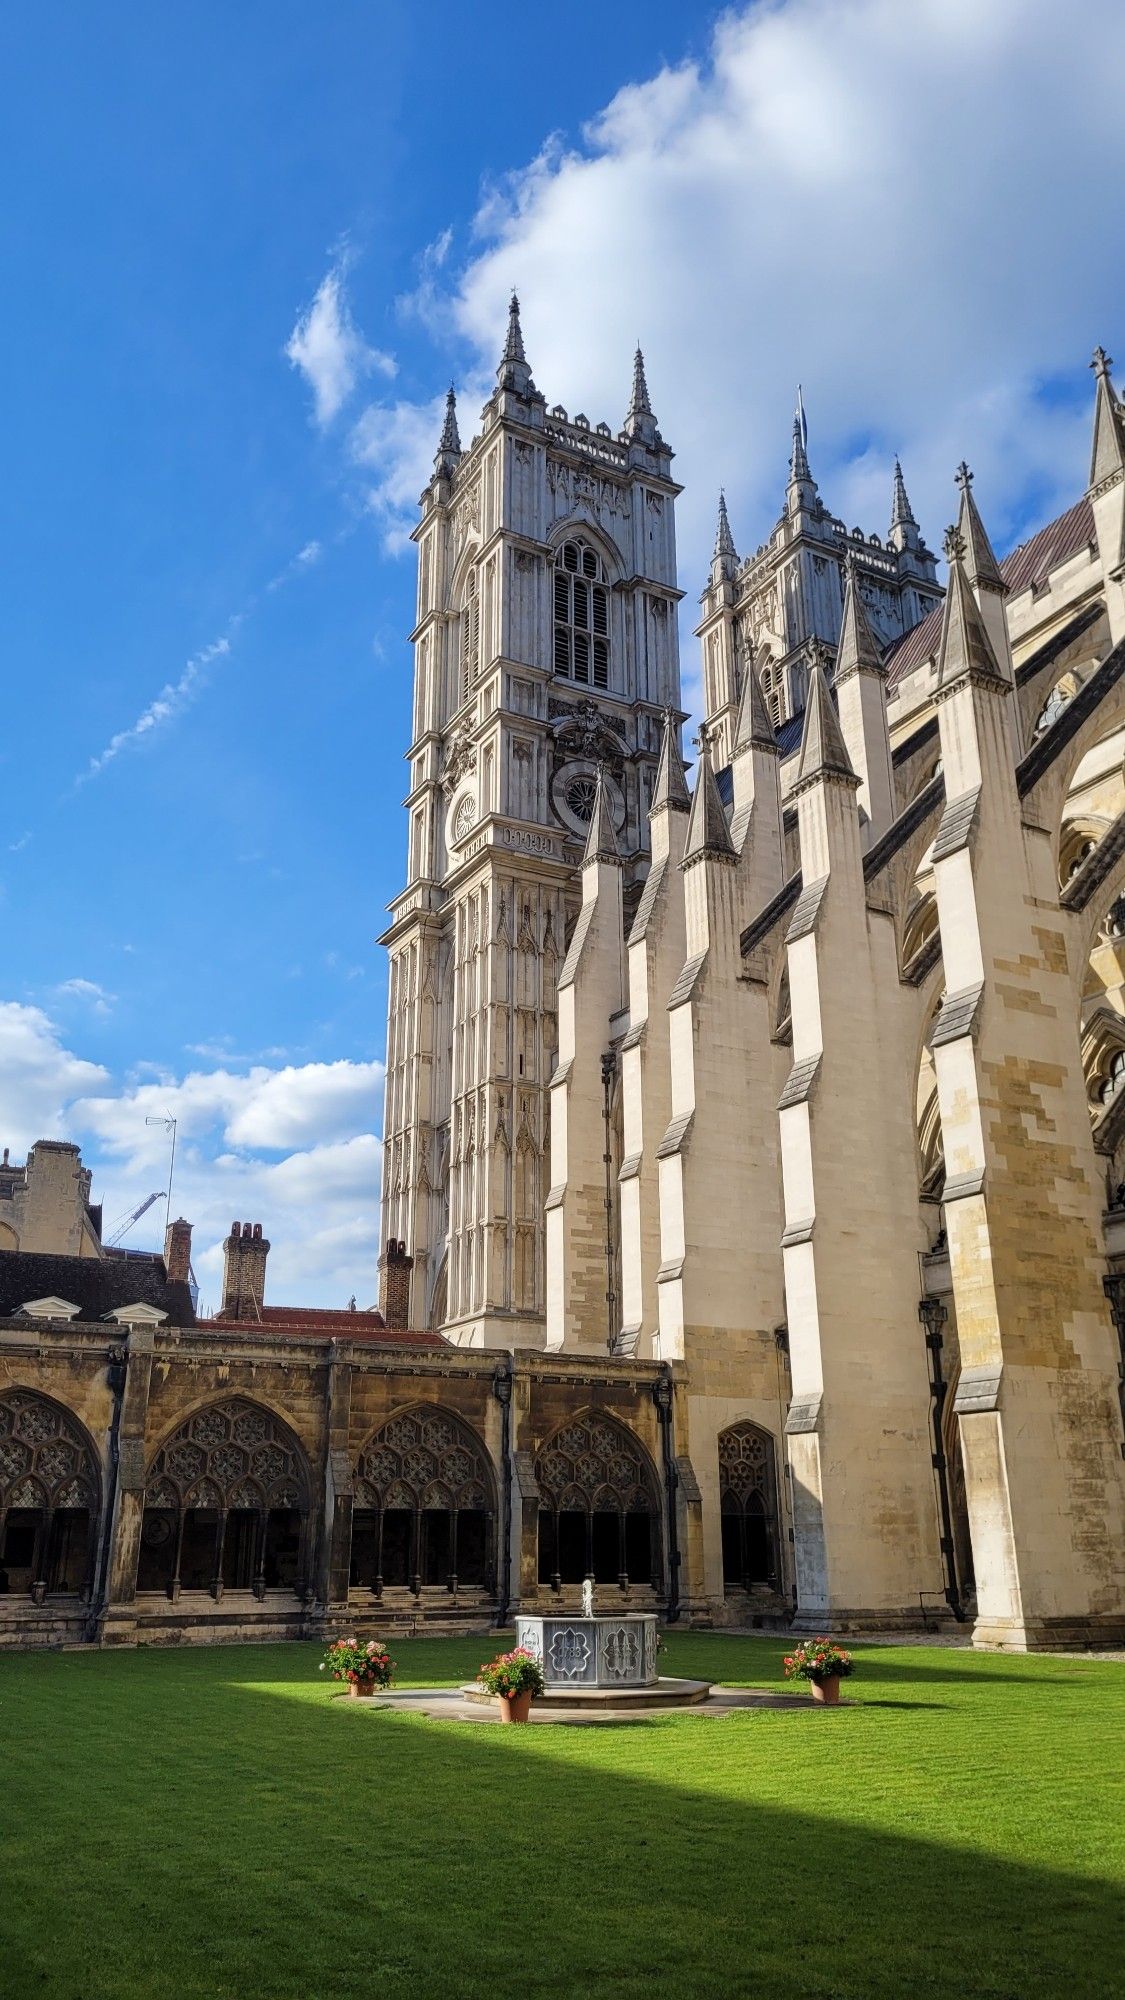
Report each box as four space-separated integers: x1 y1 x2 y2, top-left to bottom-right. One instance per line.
0 1643 1120 2000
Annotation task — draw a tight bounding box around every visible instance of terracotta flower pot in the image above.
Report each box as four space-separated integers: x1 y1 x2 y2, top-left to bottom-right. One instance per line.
348 1679 378 1699
810 1674 841 1706
498 1690 534 1724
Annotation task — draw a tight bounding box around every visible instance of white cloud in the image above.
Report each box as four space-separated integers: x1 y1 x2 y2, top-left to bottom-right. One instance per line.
352 0 1125 690
55 978 115 1016
8 832 31 854
0 997 384 1307
79 625 237 783
286 266 395 427
0 1002 110 1154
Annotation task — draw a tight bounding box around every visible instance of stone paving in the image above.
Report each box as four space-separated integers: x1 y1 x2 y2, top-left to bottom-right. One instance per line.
347 1684 816 1725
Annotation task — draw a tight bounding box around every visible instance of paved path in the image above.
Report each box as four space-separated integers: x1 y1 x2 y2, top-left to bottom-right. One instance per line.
347 1685 815 1725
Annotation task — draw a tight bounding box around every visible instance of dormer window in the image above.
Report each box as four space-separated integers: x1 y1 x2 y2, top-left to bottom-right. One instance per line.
553 541 608 688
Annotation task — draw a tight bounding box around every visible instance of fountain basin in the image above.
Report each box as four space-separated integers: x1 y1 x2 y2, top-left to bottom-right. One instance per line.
514 1612 659 1691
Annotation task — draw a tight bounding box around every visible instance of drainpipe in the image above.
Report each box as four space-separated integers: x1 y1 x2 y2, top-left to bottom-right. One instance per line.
652 1363 680 1625
493 1359 513 1627
87 1342 127 1641
918 1295 965 1621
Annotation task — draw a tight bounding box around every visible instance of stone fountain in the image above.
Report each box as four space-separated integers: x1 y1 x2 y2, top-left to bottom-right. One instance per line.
514 1577 661 1695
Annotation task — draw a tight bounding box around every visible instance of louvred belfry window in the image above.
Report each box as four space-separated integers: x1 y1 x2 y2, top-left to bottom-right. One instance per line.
460 568 480 701
553 541 609 688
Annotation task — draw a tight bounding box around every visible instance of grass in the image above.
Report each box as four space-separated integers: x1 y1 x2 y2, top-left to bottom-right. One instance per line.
0 1632 1121 2000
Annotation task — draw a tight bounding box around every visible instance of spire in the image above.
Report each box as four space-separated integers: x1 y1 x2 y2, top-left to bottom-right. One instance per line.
732 646 777 753
624 343 658 445
795 661 857 787
650 709 691 815
786 386 818 516
835 557 884 681
582 764 621 865
683 729 736 863
954 462 1006 593
936 526 1005 689
890 457 915 532
497 292 534 395
714 490 736 560
433 384 461 474
1089 346 1125 488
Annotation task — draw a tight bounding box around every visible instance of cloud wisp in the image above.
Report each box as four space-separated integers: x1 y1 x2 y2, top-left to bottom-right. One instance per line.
286 264 395 427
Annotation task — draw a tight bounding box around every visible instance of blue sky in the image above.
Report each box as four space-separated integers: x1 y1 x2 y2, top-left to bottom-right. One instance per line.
3 0 1124 1306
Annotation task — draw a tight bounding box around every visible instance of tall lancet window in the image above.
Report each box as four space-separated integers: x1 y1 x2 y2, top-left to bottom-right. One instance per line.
553 540 609 688
460 567 480 703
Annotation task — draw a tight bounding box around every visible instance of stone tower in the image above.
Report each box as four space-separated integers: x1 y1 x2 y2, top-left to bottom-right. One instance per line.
379 303 683 1346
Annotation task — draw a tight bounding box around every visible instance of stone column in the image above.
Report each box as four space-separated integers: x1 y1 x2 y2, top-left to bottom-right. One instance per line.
321 1341 354 1615
99 1327 156 1647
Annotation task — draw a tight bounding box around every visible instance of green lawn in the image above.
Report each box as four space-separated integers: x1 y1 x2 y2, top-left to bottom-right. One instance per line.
0 1633 1121 2000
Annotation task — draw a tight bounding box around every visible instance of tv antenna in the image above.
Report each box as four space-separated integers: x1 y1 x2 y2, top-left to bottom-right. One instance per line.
145 1114 178 1232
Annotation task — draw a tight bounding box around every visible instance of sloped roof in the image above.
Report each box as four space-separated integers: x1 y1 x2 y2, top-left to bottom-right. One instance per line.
204 1305 448 1348
0 1250 195 1325
885 494 1097 692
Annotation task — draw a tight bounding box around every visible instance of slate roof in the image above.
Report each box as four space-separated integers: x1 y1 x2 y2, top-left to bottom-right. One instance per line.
0 1250 196 1325
885 494 1097 692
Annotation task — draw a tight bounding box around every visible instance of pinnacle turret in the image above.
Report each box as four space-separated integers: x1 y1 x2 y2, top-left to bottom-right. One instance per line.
954 463 1006 594
936 526 1006 689
433 384 461 474
835 557 884 681
890 457 915 531
732 647 777 753
650 710 691 816
786 386 818 515
794 662 857 788
624 343 658 445
582 763 621 865
497 292 534 395
683 731 736 863
714 490 736 559
1089 346 1125 488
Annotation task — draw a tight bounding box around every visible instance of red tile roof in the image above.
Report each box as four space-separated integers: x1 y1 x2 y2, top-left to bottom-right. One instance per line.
886 495 1098 692
200 1305 448 1348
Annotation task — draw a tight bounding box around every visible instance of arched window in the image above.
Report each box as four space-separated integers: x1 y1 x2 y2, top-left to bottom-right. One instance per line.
535 1413 660 1588
0 1390 101 1600
460 568 480 702
1101 1050 1125 1106
553 540 609 688
718 1423 780 1591
139 1399 311 1601
351 1406 495 1594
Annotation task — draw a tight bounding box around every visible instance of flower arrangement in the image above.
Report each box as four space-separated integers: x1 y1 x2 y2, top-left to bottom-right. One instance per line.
782 1638 854 1685
319 1636 395 1689
475 1646 546 1700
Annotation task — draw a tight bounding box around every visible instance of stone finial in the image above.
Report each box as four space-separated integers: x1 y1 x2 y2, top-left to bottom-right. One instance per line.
497 292 534 394
890 457 916 529
650 709 691 816
713 490 737 562
790 409 810 484
433 384 461 474
943 524 967 565
953 462 1006 594
835 555 884 682
683 731 736 864
1089 342 1125 489
582 764 621 864
1091 346 1113 381
795 663 858 787
624 344 658 444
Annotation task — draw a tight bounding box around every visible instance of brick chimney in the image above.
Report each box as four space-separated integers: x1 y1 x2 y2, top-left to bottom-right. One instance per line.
221 1220 270 1319
378 1238 414 1332
164 1217 193 1285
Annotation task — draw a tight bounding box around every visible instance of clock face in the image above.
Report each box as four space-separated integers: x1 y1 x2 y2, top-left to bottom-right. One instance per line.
450 793 476 846
550 758 625 839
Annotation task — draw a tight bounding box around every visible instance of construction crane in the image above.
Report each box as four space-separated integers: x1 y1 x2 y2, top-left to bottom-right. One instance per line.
105 1192 165 1249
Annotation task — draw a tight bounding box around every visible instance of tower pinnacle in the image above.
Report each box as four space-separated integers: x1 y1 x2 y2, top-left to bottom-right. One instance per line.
433 384 461 475
954 461 1006 593
624 344 658 445
497 292 534 395
683 728 736 863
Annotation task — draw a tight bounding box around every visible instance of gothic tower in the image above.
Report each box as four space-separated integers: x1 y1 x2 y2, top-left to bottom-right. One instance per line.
379 303 683 1346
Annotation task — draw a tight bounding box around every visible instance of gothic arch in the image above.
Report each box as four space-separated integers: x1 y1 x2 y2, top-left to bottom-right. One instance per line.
139 1397 311 1599
350 1404 496 1593
0 1387 102 1598
535 1409 660 1589
546 514 626 584
717 1422 781 1591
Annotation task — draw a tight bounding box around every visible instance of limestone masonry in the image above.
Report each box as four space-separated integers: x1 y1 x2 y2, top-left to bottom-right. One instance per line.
3 309 1124 1649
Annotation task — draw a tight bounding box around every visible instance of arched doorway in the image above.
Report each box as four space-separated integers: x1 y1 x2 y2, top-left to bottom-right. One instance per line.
138 1399 311 1601
718 1423 781 1591
351 1406 496 1594
0 1390 101 1599
535 1412 660 1589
